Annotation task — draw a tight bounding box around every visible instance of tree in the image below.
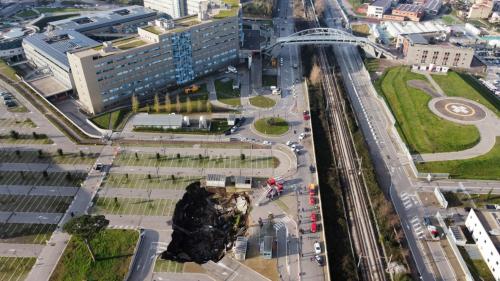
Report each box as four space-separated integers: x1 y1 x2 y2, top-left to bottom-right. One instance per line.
196 99 203 112
57 148 63 156
131 95 139 113
156 152 160 160
10 130 19 139
153 94 160 113
175 94 181 113
32 132 38 139
65 172 72 181
63 215 109 262
176 153 181 159
240 153 245 160
164 94 172 113
38 149 43 158
206 101 212 113
79 150 85 158
42 170 48 179
186 97 192 113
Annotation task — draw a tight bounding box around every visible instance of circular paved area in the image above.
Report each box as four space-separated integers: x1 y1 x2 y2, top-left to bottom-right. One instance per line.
433 98 486 122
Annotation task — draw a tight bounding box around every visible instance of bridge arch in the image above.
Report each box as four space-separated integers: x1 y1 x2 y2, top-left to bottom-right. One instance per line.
265 28 395 59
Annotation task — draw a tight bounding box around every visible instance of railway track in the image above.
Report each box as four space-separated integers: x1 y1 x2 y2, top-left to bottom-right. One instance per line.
301 1 387 280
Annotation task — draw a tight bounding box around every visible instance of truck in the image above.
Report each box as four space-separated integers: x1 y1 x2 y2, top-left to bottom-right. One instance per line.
184 84 199 94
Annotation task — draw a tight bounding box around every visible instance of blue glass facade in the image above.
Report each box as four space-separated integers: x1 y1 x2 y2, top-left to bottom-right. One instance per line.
171 32 195 84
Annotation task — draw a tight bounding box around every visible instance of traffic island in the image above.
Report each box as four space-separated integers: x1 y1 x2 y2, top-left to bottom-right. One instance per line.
253 117 289 136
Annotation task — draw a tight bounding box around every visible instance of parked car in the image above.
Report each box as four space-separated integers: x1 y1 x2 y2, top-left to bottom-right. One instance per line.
309 165 316 173
262 140 271 145
5 101 17 108
95 163 103 171
314 255 324 266
313 241 321 254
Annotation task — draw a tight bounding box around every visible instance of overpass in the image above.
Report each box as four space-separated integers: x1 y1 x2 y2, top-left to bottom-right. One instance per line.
265 28 396 59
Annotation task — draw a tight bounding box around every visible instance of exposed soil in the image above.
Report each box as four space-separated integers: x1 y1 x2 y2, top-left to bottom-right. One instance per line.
161 182 249 264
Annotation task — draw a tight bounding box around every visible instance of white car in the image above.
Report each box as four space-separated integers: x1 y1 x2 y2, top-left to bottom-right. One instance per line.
262 140 271 145
286 141 293 146
314 241 321 254
291 144 297 149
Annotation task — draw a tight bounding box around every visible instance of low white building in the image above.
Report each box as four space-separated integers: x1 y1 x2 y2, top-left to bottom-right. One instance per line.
367 0 392 18
132 113 184 129
235 176 252 189
206 174 226 188
465 209 500 281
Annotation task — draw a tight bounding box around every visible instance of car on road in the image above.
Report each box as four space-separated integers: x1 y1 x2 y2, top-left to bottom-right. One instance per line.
299 133 306 140
224 130 231 135
5 100 17 108
262 140 271 145
95 163 103 171
286 141 293 146
313 241 321 254
295 78 300 83
230 127 237 134
314 255 324 266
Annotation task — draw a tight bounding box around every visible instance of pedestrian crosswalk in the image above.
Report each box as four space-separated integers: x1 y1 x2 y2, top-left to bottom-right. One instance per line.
108 224 137 230
410 216 425 240
152 242 169 254
401 192 413 210
273 216 292 231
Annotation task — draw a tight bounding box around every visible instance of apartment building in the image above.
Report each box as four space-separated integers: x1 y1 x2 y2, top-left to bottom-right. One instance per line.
465 209 500 281
367 0 392 18
23 30 100 88
401 33 474 68
68 5 241 114
468 0 494 19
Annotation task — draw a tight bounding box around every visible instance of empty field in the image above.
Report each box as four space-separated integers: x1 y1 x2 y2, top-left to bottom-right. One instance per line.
114 152 277 169
376 66 480 154
50 229 138 281
417 137 500 180
0 150 98 165
0 195 72 213
0 223 56 244
102 174 201 190
0 257 36 281
0 171 86 187
92 197 176 216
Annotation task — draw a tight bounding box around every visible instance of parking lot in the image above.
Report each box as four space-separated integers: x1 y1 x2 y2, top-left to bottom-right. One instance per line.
0 257 36 281
154 258 183 273
114 152 277 169
102 174 202 190
92 197 176 216
0 223 56 244
0 118 36 128
0 171 86 187
0 150 98 165
0 195 73 213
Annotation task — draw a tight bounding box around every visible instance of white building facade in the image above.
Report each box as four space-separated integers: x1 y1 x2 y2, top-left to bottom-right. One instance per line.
465 209 500 281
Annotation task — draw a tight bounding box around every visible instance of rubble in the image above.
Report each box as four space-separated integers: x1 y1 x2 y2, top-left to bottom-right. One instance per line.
161 181 249 263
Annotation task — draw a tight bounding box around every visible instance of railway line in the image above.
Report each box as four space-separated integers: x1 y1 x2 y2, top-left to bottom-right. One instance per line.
301 1 387 280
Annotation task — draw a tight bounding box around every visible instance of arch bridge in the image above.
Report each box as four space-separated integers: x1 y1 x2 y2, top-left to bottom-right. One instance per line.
265 28 395 59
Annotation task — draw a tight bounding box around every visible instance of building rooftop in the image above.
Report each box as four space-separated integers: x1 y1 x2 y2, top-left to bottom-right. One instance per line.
474 210 500 249
48 5 156 33
132 113 183 127
23 30 99 71
406 33 429 44
394 4 425 13
424 0 442 12
370 0 391 8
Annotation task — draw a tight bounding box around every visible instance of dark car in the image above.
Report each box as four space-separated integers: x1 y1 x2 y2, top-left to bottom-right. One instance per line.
95 163 103 171
224 130 231 136
309 165 316 173
5 101 17 108
314 255 324 266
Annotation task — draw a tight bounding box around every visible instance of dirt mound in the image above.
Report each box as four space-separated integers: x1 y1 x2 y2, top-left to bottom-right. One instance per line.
161 182 248 263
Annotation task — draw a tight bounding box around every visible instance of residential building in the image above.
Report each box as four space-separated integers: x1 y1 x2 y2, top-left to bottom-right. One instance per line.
465 209 500 281
391 4 424 21
366 0 392 18
423 0 442 15
468 0 494 19
68 4 240 114
23 30 100 89
48 6 157 34
401 33 474 68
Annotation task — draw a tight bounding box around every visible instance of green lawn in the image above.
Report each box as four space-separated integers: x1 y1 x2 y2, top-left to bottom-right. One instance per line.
351 24 370 37
0 257 36 281
262 75 277 87
364 58 379 73
15 9 39 18
215 79 241 106
0 59 19 81
37 7 83 13
376 66 480 154
432 72 500 117
249 96 276 108
50 229 139 281
417 137 500 180
90 108 130 130
441 15 461 25
254 117 289 135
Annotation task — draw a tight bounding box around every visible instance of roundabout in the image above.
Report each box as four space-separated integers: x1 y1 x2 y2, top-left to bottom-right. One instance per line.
431 98 486 123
